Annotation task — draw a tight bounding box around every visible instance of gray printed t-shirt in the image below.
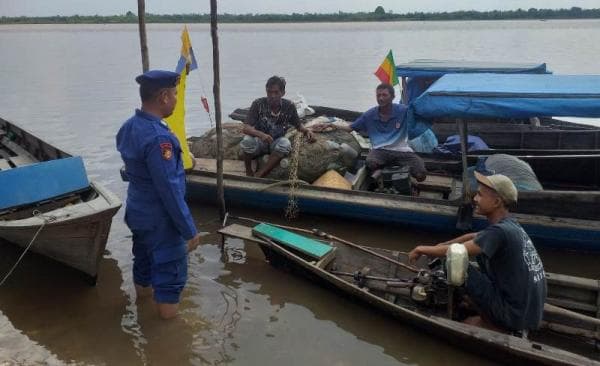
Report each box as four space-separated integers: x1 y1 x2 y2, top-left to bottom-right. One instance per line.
471 217 547 330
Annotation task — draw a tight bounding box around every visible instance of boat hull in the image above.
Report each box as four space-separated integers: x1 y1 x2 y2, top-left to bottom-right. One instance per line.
0 183 121 282
242 231 600 366
187 172 600 252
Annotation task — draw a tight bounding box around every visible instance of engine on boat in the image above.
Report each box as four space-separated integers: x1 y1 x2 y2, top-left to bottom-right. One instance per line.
410 266 450 307
373 165 412 195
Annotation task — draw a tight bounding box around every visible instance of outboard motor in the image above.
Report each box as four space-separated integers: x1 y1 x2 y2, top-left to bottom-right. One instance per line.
444 243 469 319
376 165 411 195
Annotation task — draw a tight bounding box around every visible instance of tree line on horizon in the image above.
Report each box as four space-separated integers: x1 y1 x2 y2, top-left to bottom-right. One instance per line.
2 7 599 24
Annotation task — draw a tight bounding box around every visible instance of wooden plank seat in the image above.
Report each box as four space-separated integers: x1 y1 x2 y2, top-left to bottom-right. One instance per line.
416 174 454 194
252 223 333 260
0 158 12 171
8 155 35 167
219 223 337 268
193 158 246 175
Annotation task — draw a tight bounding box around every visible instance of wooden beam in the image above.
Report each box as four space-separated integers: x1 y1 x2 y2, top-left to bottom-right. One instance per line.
137 0 149 72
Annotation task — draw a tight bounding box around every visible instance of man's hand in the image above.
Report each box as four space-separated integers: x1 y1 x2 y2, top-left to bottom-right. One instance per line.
259 132 274 144
187 233 201 253
303 129 315 143
408 246 423 265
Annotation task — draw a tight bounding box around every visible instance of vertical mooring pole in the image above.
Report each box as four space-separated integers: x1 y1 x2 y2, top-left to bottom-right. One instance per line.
210 0 226 221
137 0 150 72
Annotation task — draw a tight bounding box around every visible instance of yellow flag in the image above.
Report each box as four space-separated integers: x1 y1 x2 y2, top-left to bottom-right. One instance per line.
165 26 198 170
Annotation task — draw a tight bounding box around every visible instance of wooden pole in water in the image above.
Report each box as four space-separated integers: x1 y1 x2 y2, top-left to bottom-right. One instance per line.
210 0 226 220
137 0 149 72
456 118 473 230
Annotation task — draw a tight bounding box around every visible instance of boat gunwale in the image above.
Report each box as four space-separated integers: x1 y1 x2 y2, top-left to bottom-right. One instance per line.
187 169 600 231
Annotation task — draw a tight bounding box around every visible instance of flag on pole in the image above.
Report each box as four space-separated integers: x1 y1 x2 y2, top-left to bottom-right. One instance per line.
165 26 198 170
374 50 399 86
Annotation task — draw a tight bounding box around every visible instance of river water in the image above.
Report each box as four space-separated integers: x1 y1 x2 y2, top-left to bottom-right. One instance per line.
1 20 599 365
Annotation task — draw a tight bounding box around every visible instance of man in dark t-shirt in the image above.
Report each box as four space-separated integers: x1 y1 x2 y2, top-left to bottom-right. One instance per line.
240 76 314 178
408 172 546 332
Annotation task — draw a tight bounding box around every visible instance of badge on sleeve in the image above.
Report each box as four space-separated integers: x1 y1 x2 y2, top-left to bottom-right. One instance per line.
396 122 401 129
160 142 173 160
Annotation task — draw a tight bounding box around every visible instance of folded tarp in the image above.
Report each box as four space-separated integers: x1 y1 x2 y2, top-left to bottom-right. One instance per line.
407 74 600 130
396 59 549 78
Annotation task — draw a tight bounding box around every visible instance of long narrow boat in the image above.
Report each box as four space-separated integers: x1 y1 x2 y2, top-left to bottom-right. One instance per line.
230 105 600 188
187 74 600 252
219 222 600 366
0 117 121 284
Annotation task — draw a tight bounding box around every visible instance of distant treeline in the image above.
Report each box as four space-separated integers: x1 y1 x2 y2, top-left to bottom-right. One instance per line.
2 7 600 24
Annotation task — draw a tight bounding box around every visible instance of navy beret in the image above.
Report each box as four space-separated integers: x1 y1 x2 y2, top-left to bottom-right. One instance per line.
135 70 180 88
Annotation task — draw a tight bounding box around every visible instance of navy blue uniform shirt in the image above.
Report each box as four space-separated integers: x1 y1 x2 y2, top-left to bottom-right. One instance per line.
117 109 197 240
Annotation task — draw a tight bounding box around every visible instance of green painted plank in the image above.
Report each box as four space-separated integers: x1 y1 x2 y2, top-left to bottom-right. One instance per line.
252 223 332 259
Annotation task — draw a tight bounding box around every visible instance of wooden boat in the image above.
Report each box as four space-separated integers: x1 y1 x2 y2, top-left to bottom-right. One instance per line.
231 105 600 188
219 221 600 366
0 117 121 284
188 74 600 252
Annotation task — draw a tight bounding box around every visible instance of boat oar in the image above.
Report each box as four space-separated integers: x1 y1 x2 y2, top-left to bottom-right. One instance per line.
312 229 420 273
329 270 412 284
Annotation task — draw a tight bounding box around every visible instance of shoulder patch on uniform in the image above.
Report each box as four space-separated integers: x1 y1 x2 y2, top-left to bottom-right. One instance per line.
160 142 173 160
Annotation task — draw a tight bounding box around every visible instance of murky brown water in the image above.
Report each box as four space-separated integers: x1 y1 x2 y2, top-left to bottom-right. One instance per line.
1 21 600 365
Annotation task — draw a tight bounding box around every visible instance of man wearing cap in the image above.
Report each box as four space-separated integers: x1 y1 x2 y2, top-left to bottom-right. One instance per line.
408 173 546 333
241 75 314 178
117 70 201 319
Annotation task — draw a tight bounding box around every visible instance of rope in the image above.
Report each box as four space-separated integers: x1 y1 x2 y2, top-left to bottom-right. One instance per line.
285 132 304 219
258 179 309 192
0 210 56 286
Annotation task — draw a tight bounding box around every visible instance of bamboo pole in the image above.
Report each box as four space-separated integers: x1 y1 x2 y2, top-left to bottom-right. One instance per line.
456 118 473 230
137 0 149 72
210 0 226 220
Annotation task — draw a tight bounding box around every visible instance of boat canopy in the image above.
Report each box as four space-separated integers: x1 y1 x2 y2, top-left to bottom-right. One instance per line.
396 59 549 78
396 59 550 105
405 74 600 135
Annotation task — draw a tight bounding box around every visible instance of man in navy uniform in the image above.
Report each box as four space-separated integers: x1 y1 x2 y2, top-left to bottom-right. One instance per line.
117 70 201 319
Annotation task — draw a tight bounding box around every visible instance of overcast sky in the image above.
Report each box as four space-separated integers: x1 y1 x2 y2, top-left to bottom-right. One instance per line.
1 0 598 17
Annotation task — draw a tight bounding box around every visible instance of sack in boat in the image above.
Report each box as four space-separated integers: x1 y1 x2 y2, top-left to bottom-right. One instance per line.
188 122 245 160
312 170 352 190
189 119 362 183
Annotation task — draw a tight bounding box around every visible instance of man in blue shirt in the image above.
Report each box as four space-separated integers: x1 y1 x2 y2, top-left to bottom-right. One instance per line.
116 70 201 319
408 173 546 333
333 83 427 181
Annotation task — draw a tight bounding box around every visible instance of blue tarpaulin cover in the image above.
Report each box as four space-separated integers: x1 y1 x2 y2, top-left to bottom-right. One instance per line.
0 156 89 211
397 60 549 104
396 59 549 78
406 74 600 133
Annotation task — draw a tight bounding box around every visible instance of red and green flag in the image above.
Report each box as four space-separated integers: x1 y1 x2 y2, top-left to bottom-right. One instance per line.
374 50 399 86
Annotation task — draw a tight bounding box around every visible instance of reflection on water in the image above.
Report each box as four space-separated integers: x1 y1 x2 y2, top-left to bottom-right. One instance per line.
1 20 600 365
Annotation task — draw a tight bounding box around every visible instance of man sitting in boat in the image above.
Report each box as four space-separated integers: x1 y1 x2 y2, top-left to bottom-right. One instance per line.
240 76 315 177
327 83 427 182
408 173 547 333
